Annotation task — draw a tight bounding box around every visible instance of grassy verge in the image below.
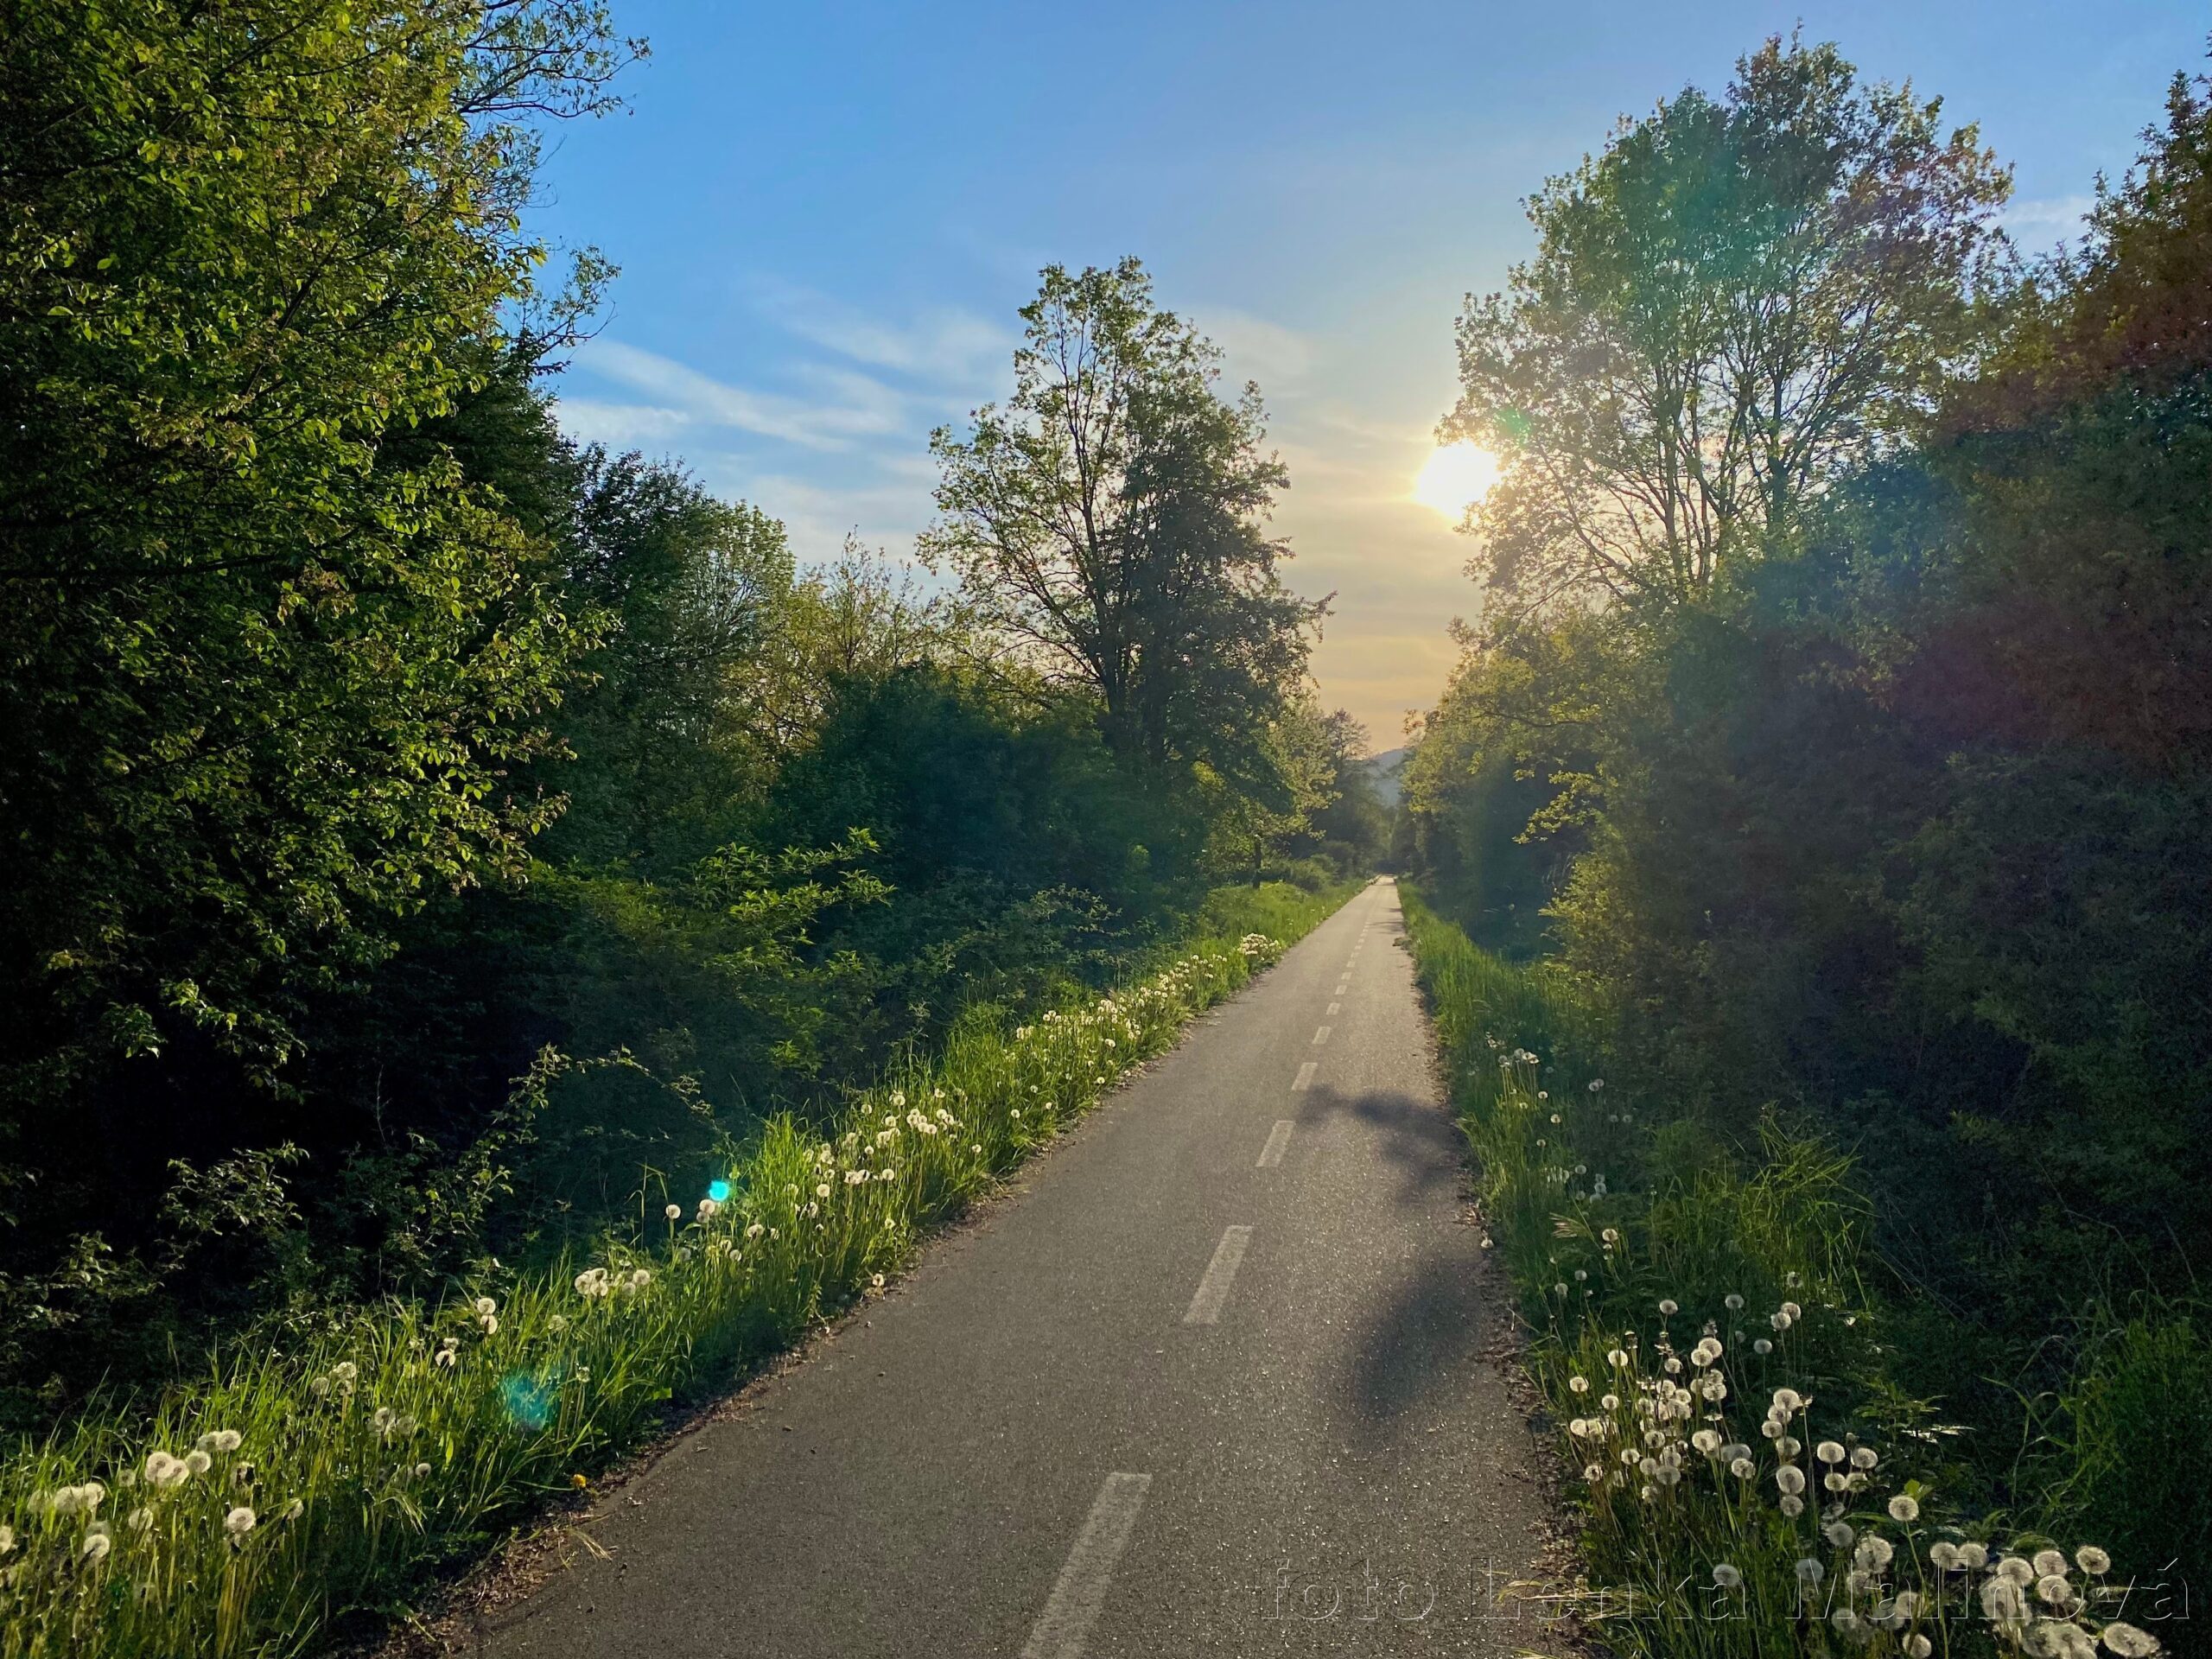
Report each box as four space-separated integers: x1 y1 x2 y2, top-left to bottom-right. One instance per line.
1399 887 2177 1659
0 880 1353 1658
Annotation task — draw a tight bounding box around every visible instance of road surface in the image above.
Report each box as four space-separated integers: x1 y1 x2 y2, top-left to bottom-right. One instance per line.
478 879 1549 1656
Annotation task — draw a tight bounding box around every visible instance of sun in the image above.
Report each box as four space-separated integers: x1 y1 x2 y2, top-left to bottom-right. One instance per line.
1414 441 1502 518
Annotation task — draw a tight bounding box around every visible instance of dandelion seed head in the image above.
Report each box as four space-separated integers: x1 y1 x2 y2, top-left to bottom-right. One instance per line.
224 1506 256 1536
1889 1495 1920 1523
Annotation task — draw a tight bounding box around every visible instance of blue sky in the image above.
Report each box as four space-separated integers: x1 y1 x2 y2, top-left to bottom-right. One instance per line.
535 1 2209 744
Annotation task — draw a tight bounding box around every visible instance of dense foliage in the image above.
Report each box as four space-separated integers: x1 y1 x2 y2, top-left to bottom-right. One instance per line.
0 0 1378 1442
1407 35 2212 1630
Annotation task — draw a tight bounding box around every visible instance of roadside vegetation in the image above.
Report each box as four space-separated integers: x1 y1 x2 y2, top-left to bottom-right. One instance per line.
0 886 1343 1659
0 3 1381 1650
1401 34 2212 1659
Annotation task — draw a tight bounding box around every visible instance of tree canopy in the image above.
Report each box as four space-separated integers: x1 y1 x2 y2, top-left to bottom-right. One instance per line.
1449 34 2012 623
925 258 1322 782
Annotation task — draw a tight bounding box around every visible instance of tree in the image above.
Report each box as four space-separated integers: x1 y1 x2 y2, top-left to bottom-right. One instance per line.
924 259 1320 774
1449 34 2011 624
0 0 639 1101
551 451 795 866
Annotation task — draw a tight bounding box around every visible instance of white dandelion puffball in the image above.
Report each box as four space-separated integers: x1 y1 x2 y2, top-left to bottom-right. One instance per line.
1817 1440 1847 1464
145 1451 188 1487
1730 1457 1757 1479
1889 1495 1920 1523
2075 1546 2111 1575
1796 1558 1826 1584
1982 1577 2030 1627
664 1204 682 1221
2101 1622 2159 1657
81 1532 112 1565
1855 1535 1895 1571
1567 1375 1589 1394
1929 1541 1961 1570
1826 1521 1856 1549
1851 1445 1879 1470
1956 1541 1988 1569
1754 1338 1774 1355
1725 1293 1745 1311
1775 1465 1806 1496
225 1506 257 1536
1780 1494 1805 1517
1712 1563 1743 1589
185 1450 213 1476
1907 1638 1933 1658
1658 1299 1679 1316
745 1223 765 1239
2034 1548 2069 1578
870 1273 886 1288
814 1184 830 1199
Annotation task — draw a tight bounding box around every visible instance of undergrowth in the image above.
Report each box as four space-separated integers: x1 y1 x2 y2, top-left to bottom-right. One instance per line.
1400 886 2192 1659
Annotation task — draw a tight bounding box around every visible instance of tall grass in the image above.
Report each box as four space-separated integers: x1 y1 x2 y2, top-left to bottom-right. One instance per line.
0 880 1351 1658
1399 887 2177 1659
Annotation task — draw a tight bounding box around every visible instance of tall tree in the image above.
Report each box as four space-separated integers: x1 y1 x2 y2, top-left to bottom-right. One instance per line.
1449 34 2012 623
924 259 1320 775
0 0 639 1102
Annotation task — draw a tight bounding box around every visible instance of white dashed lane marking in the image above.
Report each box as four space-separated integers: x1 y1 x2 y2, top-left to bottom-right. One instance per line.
1020 1472 1154 1659
1182 1226 1255 1325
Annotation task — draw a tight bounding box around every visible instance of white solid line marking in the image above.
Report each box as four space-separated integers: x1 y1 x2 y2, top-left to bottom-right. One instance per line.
1020 1472 1154 1659
1183 1225 1254 1325
1257 1120 1294 1168
1313 1026 1331 1046
1292 1061 1317 1090
1327 1001 1340 1014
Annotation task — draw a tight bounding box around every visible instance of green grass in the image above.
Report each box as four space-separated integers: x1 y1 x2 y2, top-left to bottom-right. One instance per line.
1398 886 2175 1659
0 880 1352 1658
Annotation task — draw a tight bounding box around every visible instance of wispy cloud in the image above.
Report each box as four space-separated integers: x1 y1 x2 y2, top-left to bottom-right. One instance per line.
2003 194 2096 246
575 340 906 450
753 284 1013 385
1193 306 1318 391
550 398 694 449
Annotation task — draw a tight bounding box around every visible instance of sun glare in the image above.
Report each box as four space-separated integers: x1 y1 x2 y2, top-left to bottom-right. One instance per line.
1414 441 1501 518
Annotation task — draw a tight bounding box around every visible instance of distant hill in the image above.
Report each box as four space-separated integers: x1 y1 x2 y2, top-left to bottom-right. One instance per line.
1357 746 1409 808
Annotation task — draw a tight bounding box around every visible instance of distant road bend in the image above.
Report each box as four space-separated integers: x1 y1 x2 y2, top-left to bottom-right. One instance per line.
480 880 1547 1657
